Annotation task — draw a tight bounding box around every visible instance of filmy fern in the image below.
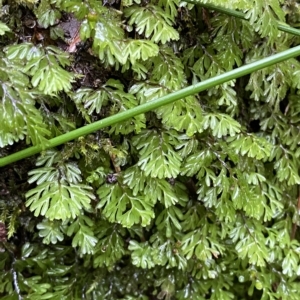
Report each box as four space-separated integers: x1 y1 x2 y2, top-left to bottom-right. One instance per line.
1 0 300 299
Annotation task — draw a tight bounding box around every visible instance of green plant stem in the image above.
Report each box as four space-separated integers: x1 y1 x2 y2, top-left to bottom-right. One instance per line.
1 45 300 167
186 1 300 37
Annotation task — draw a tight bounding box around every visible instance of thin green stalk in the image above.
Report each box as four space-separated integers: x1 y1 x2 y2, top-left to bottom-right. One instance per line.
186 1 300 37
1 45 300 167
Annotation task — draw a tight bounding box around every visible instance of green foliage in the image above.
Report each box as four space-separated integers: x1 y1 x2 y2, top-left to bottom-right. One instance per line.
1 0 300 299
228 133 272 160
37 219 66 244
245 0 285 43
97 182 155 227
6 44 75 95
132 129 182 179
74 79 146 134
202 113 241 137
35 0 61 28
0 22 10 35
25 150 95 220
0 52 51 147
93 221 126 268
66 215 98 255
124 5 179 44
